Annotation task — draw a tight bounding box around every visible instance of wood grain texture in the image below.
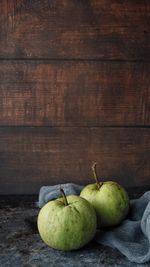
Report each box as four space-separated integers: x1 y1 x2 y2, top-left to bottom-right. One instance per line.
0 127 149 194
0 0 149 195
0 61 149 126
0 0 149 59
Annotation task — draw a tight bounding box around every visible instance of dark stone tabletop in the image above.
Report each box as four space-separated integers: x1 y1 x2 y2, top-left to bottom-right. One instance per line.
0 187 150 267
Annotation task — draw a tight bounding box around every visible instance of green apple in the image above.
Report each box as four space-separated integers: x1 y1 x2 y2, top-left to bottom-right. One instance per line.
80 163 129 228
37 189 97 251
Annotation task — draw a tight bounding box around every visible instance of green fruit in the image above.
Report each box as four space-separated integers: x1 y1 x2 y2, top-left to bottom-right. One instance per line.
80 163 129 228
37 189 97 251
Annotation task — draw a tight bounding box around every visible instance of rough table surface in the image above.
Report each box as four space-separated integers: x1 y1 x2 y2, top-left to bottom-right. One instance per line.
0 187 150 267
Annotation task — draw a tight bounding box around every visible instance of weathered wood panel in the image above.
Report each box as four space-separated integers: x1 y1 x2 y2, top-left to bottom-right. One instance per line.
0 61 149 126
0 0 149 59
0 127 149 194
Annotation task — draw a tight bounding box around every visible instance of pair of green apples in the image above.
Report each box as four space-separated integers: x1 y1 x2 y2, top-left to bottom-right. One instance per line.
37 163 129 251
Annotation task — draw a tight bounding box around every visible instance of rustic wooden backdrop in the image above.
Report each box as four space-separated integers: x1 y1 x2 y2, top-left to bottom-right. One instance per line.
0 0 149 194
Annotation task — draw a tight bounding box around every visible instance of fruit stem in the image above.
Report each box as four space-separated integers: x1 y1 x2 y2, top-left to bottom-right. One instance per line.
60 188 68 206
92 162 102 189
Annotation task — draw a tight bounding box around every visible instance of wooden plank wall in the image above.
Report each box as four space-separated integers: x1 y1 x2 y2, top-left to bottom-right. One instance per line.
0 0 149 194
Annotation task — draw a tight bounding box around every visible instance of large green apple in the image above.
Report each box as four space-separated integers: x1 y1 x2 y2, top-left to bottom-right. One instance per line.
80 163 129 228
37 189 97 251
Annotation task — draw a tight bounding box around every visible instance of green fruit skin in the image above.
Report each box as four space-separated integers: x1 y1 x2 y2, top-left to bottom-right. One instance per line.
37 195 97 251
80 181 129 228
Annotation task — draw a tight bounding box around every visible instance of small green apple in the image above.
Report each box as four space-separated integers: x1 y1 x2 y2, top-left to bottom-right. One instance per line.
80 163 129 228
37 189 97 251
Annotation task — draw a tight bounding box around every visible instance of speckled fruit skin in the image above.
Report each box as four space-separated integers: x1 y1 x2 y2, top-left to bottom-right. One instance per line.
37 195 97 251
80 181 129 228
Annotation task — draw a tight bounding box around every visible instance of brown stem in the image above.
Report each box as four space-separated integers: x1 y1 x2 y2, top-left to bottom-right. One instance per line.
60 188 68 206
92 162 102 189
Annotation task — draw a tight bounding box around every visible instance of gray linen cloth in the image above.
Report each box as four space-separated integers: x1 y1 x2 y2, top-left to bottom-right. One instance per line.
38 183 150 264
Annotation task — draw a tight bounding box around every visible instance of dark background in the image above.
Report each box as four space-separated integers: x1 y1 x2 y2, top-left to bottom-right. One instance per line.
0 0 149 194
